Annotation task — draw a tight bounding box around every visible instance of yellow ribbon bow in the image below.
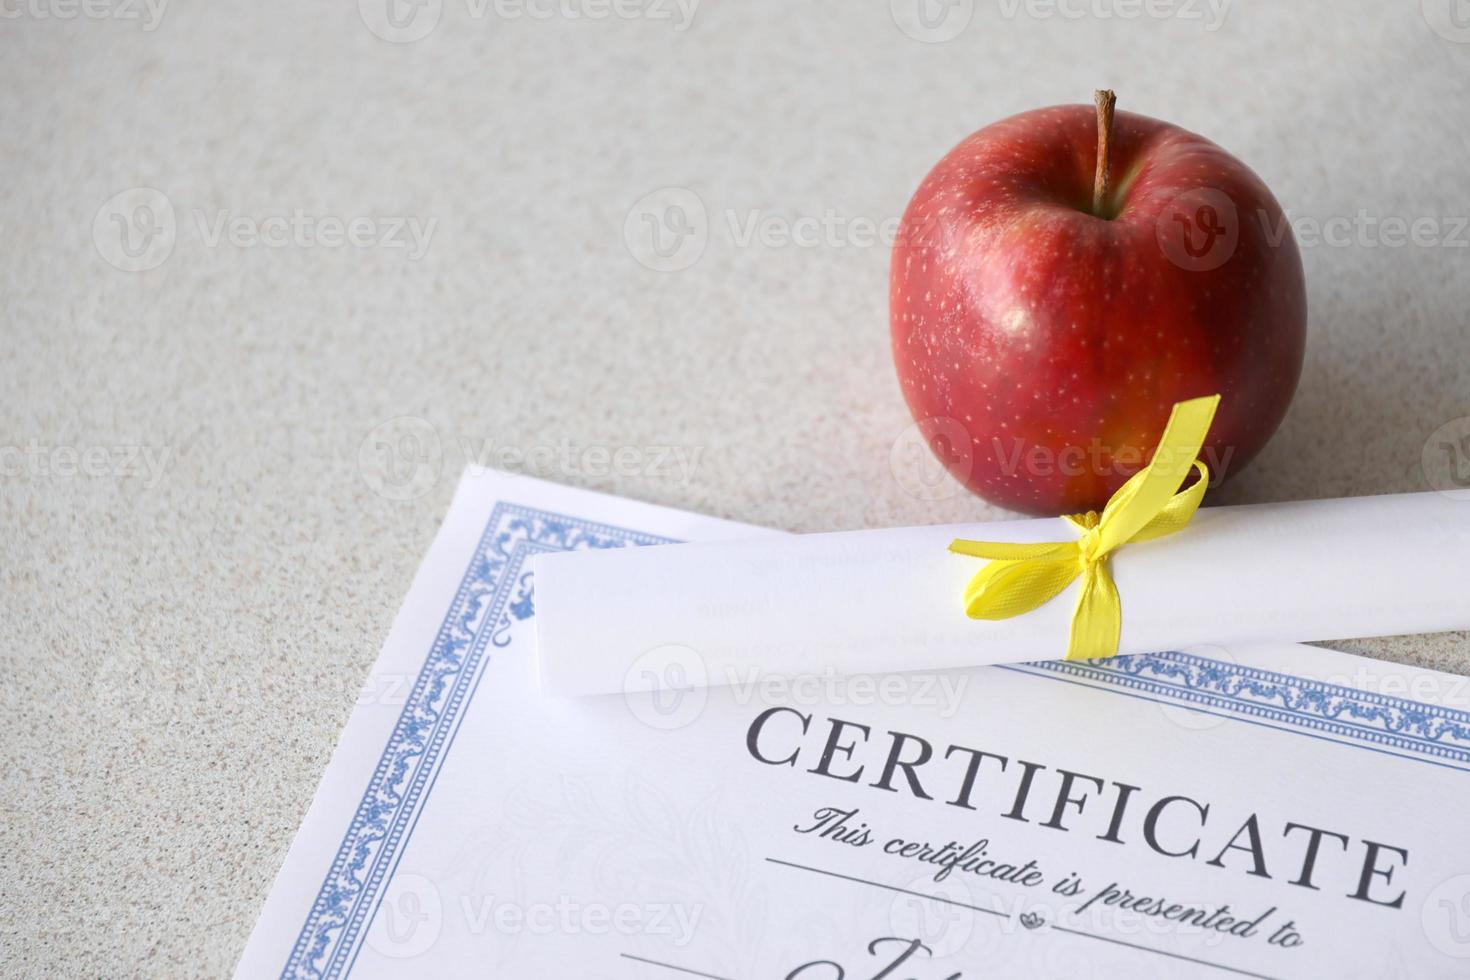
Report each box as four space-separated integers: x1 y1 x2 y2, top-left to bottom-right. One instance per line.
948 394 1222 662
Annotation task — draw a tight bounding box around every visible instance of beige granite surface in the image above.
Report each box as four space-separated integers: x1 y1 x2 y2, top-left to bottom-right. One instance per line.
2 1 1468 975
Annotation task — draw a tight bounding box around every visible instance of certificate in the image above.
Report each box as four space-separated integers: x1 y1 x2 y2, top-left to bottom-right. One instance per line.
236 468 1470 979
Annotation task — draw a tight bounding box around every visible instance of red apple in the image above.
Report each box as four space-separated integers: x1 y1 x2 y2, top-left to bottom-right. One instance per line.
890 92 1306 515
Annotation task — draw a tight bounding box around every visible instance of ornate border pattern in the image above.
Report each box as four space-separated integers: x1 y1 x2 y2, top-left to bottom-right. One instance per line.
282 499 1470 978
1004 652 1470 765
280 503 674 980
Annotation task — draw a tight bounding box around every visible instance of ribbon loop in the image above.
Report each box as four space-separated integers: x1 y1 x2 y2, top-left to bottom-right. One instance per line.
947 394 1221 662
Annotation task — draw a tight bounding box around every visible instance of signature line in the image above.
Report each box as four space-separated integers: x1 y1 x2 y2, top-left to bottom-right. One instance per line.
619 952 735 980
764 856 1006 917
1051 924 1283 980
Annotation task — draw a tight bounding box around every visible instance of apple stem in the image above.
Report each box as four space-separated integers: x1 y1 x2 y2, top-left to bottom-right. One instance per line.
1092 89 1117 217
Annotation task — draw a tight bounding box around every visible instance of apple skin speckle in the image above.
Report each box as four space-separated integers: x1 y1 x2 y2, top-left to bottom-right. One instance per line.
889 103 1307 515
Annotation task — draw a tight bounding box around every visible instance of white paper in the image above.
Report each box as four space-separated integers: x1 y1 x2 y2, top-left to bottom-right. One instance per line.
535 492 1470 698
237 470 1470 979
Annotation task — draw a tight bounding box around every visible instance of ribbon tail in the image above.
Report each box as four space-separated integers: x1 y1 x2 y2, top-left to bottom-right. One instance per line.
1065 560 1122 661
1093 395 1221 553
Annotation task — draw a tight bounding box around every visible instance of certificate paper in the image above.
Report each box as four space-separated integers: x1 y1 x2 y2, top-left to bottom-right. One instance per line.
237 469 1470 979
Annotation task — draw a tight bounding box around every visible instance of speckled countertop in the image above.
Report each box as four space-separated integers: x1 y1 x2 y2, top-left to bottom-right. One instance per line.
2 1 1468 975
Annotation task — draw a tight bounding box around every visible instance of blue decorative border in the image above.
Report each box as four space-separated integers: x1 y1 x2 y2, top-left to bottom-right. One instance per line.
1002 652 1470 767
281 503 675 980
281 499 1470 978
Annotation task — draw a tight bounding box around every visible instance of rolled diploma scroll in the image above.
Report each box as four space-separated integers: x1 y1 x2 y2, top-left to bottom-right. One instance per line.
535 492 1470 697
